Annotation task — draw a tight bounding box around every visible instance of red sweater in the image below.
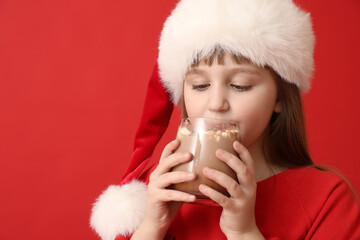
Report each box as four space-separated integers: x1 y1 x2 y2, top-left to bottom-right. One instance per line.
117 166 360 239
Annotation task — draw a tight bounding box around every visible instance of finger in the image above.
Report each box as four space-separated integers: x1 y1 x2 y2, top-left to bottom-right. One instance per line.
159 140 180 164
202 167 244 198
198 184 231 208
215 148 253 186
233 141 255 175
154 152 192 176
156 189 196 203
154 171 196 189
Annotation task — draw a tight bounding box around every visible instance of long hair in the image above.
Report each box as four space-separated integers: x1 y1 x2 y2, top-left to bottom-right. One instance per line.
263 73 313 168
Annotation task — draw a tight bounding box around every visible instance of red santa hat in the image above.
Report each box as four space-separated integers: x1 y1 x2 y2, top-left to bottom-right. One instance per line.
90 0 315 239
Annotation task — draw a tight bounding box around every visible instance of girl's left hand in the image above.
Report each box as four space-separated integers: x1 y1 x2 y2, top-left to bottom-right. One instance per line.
198 141 264 240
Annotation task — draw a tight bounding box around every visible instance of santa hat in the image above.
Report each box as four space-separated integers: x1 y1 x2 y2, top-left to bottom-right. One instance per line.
159 0 315 104
90 0 315 239
90 64 173 240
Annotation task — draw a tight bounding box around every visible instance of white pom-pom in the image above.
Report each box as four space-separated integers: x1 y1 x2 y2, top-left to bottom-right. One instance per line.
90 180 148 240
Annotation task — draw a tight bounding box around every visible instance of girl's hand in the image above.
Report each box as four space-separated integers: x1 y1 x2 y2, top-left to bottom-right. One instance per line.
198 141 264 240
133 140 196 239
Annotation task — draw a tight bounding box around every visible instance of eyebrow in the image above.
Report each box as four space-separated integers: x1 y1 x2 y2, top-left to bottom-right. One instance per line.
230 67 260 76
185 66 260 76
185 68 205 76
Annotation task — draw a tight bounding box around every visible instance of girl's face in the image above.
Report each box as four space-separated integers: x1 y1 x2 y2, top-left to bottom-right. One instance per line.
183 52 281 149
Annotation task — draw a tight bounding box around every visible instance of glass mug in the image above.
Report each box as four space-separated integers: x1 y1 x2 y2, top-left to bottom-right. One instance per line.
170 118 240 205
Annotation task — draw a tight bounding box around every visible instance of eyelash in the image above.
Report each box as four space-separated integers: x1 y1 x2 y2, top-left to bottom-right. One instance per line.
230 84 252 91
192 84 251 91
192 84 210 91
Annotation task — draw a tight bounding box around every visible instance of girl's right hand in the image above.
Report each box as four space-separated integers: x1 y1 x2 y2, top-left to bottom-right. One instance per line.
132 140 196 239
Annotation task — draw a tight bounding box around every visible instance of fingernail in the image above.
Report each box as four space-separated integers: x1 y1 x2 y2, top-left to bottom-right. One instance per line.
183 153 191 158
188 195 196 201
199 184 207 191
216 149 225 156
187 172 195 178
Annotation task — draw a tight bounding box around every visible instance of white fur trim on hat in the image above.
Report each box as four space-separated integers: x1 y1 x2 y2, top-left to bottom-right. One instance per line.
158 0 315 104
90 180 148 240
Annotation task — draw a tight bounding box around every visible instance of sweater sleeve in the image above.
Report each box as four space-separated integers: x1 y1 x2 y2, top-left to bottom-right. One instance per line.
305 179 360 239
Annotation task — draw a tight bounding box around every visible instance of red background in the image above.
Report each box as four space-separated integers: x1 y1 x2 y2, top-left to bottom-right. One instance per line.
0 0 359 239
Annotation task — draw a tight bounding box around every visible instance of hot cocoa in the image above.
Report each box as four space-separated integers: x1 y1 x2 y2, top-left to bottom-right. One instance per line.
171 124 239 199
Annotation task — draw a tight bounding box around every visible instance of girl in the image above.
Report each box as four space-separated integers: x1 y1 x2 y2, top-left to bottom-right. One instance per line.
91 0 360 239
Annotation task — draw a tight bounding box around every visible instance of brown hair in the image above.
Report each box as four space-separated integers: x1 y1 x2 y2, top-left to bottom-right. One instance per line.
263 74 313 168
182 48 313 168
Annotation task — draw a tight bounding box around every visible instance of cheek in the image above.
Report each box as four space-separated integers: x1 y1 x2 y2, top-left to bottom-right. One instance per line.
183 89 206 118
185 102 206 118
235 95 277 146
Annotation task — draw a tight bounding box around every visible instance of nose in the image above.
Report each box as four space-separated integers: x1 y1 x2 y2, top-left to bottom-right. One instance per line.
208 85 229 113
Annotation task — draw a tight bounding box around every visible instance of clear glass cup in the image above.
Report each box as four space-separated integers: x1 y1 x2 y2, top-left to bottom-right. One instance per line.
170 118 240 205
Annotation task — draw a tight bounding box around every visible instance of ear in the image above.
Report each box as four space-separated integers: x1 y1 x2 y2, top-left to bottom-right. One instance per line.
274 100 282 113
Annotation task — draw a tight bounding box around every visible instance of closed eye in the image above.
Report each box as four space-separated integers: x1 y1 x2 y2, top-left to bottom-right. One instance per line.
230 84 252 91
192 84 210 91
